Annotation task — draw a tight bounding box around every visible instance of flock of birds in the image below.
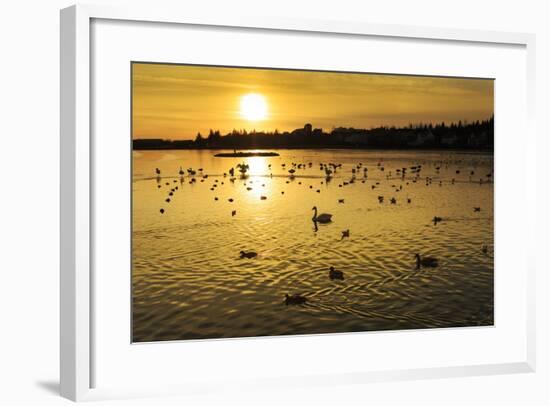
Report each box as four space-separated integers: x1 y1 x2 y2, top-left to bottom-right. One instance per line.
150 157 493 306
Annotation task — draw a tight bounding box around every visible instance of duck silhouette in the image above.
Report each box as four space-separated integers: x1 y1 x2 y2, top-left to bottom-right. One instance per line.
415 254 438 269
240 251 257 259
285 294 308 305
329 266 344 280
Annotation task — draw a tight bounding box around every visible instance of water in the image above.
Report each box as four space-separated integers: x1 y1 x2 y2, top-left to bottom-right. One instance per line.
132 149 494 342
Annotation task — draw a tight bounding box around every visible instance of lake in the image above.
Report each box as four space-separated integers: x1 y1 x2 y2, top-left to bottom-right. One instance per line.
132 149 494 342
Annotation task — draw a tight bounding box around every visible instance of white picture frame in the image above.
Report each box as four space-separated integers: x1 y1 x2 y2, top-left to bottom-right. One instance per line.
60 3 536 402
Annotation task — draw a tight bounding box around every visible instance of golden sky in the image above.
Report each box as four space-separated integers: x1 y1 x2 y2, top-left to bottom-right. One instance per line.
132 63 494 140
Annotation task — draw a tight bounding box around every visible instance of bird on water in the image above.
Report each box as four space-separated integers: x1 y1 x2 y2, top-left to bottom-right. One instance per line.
329 266 344 280
285 294 308 305
312 206 332 224
240 250 257 259
415 254 438 269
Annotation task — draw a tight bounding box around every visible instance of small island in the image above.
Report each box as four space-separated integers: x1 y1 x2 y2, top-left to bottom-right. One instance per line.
214 151 280 158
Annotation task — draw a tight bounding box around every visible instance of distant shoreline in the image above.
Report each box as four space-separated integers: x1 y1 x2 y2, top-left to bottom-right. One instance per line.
133 146 494 154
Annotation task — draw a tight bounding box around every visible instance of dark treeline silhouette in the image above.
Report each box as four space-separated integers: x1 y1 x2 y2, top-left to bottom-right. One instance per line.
133 116 494 151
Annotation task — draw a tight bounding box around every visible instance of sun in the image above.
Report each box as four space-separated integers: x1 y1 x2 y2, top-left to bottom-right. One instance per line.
240 93 268 121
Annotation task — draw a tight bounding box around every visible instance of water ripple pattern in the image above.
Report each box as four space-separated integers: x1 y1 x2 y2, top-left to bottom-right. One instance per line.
132 149 494 342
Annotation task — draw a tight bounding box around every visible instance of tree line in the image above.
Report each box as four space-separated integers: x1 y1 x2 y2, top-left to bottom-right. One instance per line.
133 116 494 151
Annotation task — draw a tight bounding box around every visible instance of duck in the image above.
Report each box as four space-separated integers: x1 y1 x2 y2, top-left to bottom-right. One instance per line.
312 206 332 223
415 253 438 269
285 293 308 305
328 266 344 280
341 229 350 240
338 199 345 204
240 250 257 259
474 207 481 212
482 245 488 254
433 216 443 225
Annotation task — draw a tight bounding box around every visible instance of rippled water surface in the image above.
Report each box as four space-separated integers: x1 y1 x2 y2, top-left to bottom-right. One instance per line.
132 149 494 342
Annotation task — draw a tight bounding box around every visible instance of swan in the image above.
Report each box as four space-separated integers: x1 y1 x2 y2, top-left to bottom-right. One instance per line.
312 206 332 224
415 253 438 269
285 293 307 305
240 251 257 259
329 266 344 280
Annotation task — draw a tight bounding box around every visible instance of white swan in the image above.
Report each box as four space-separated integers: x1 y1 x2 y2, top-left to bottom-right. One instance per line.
312 206 332 224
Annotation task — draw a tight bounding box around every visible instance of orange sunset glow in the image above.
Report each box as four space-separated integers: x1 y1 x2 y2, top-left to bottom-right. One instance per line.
131 63 493 140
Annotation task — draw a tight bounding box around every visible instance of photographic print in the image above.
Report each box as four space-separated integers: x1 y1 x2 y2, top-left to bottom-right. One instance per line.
131 63 494 342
